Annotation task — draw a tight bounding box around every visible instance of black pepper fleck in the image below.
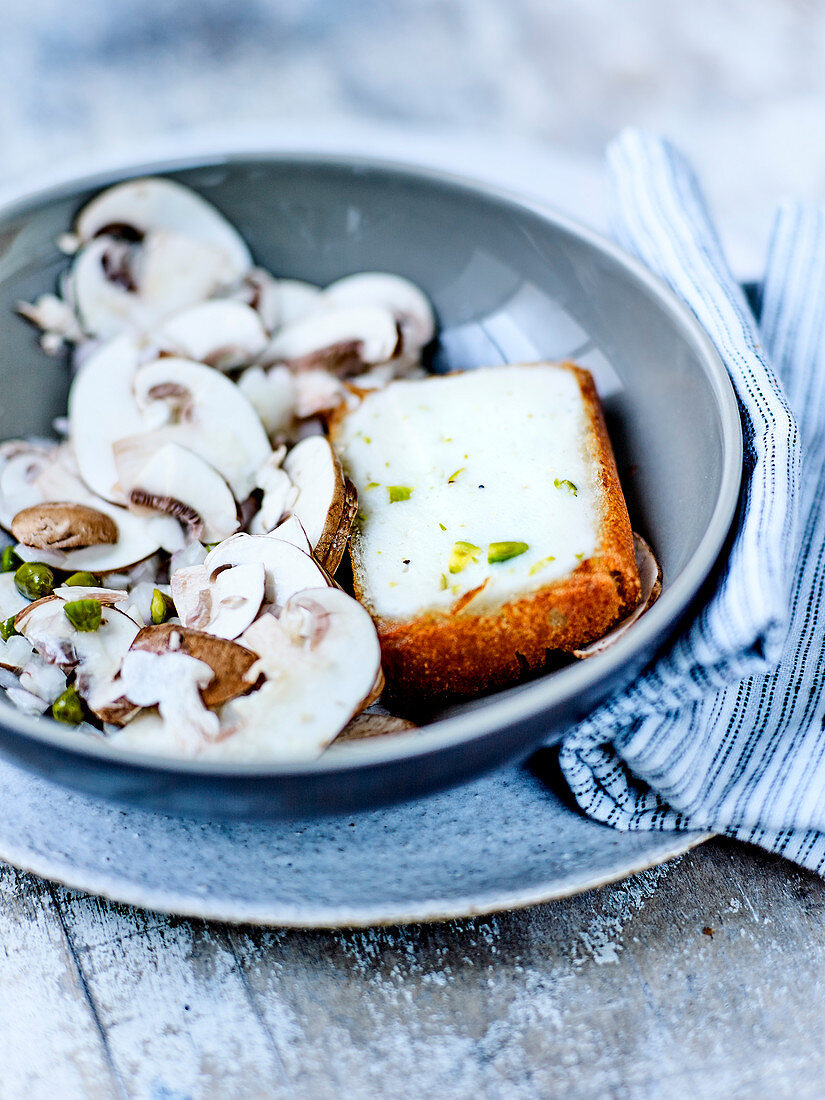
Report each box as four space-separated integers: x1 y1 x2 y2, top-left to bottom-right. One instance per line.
402 559 410 565
478 484 485 489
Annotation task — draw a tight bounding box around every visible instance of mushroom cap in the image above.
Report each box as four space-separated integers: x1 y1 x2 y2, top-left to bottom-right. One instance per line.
204 533 329 609
114 438 240 544
155 300 267 370
130 357 271 500
11 502 118 551
129 623 259 707
322 272 435 354
3 440 184 573
282 436 355 573
75 177 251 277
262 304 399 375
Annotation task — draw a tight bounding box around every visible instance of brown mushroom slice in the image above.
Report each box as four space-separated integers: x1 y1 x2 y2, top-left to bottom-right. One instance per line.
321 272 435 355
282 436 357 573
130 357 271 500
333 712 418 743
155 300 267 370
573 533 663 659
114 439 240 543
204 533 329 609
6 442 185 573
116 649 219 752
261 305 399 375
129 623 259 707
11 502 118 551
75 178 251 276
219 587 383 761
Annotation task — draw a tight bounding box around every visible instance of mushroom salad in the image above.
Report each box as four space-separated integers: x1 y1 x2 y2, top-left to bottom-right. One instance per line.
5 177 432 760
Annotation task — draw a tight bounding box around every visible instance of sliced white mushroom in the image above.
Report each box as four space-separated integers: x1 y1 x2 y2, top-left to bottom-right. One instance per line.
117 648 219 753
4 440 185 572
573 534 663 659
155 300 267 370
19 656 67 705
17 293 85 349
15 596 140 717
322 272 435 354
219 587 382 761
0 634 36 674
0 573 30 621
283 436 356 573
169 564 211 629
130 357 271 500
75 178 251 276
291 369 348 419
248 450 296 535
261 305 398 375
170 561 265 640
204 533 329 609
0 441 55 528
333 711 417 743
236 365 296 438
5 686 49 715
114 439 240 543
68 334 145 502
266 514 313 555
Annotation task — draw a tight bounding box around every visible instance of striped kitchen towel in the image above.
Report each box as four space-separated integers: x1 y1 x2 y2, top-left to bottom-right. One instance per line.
559 129 825 874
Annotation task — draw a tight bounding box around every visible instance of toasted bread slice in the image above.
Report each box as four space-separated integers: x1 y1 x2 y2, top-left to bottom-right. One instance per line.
331 362 641 701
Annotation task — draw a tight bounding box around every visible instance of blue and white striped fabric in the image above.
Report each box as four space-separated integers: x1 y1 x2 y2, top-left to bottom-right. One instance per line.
559 129 825 874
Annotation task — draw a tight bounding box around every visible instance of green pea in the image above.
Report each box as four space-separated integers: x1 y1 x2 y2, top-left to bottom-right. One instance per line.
64 571 100 588
51 686 85 725
150 588 174 625
14 561 55 601
0 546 20 573
0 615 18 642
63 599 102 632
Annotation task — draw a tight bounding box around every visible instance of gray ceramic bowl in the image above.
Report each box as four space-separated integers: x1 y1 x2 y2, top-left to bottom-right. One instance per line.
0 153 742 818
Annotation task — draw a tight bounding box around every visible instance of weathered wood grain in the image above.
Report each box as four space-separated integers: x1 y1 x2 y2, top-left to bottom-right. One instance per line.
3 840 825 1099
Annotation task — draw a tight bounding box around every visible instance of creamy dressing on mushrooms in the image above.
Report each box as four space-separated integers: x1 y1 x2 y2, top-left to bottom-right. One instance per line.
335 365 601 619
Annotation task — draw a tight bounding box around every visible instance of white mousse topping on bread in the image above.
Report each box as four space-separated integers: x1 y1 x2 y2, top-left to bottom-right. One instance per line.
332 361 641 701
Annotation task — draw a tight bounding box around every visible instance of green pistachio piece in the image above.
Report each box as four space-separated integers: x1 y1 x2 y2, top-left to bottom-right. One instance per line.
448 541 481 574
488 541 529 564
14 561 55 601
0 546 20 573
447 468 465 484
51 685 85 725
63 598 102 632
150 588 175 625
529 555 557 576
0 615 18 642
64 571 100 587
388 485 413 503
554 478 578 496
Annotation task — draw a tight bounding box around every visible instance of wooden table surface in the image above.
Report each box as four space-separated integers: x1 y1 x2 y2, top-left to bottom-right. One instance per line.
3 837 823 1099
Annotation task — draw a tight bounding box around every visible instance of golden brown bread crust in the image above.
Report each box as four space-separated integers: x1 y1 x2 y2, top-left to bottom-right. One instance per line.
342 361 641 703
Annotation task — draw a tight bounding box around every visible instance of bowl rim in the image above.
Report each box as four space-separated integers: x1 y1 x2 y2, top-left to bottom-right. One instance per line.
0 145 743 778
